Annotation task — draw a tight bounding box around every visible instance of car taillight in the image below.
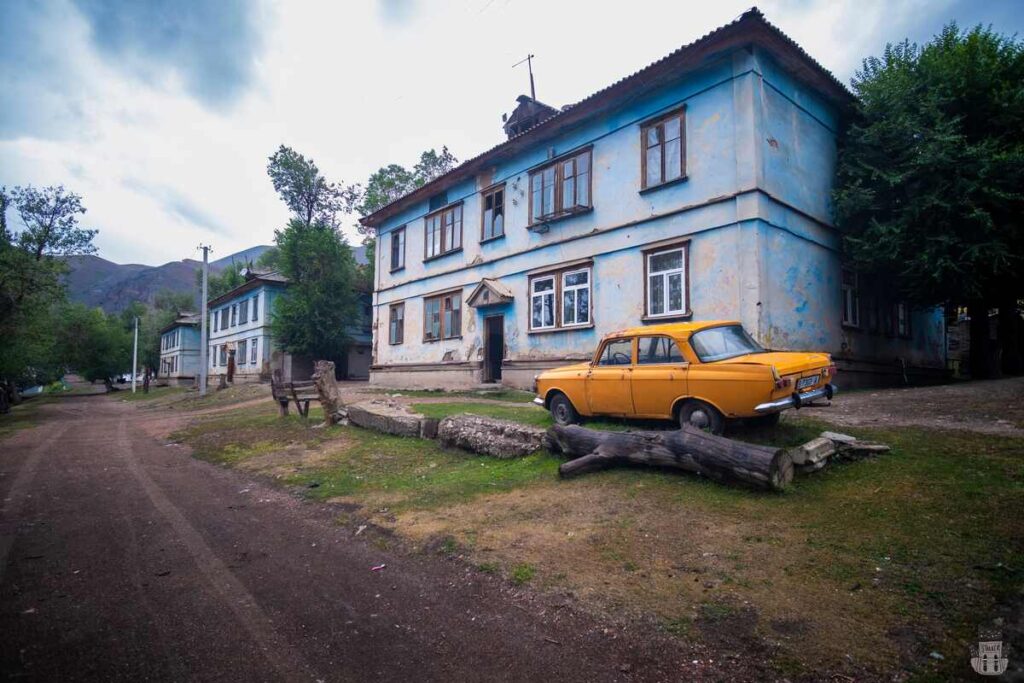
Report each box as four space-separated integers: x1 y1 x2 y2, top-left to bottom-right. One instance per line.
774 377 792 389
823 364 837 377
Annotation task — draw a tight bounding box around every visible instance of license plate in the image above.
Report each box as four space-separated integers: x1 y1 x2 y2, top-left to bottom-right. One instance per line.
796 375 818 391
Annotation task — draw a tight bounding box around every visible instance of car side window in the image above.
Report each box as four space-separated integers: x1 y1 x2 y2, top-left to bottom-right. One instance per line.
637 336 685 364
597 338 633 366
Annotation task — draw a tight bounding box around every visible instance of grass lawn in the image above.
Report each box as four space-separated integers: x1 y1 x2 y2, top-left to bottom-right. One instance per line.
0 396 55 440
412 401 638 432
118 385 188 402
172 401 1024 679
368 388 537 403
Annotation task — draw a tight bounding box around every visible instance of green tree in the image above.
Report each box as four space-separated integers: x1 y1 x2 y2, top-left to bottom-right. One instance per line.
56 304 132 389
267 145 346 229
196 260 246 299
345 146 458 284
834 24 1024 377
269 219 359 364
0 185 97 409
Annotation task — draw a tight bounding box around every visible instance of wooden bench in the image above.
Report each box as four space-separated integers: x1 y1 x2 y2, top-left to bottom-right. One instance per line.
271 373 320 417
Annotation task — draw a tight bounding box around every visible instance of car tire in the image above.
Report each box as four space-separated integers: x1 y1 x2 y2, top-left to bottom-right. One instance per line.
549 393 580 426
678 400 724 435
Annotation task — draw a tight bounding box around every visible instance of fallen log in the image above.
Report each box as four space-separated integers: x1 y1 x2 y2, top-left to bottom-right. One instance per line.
545 424 793 491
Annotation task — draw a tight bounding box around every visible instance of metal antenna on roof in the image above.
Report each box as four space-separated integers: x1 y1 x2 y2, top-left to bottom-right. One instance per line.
513 54 536 101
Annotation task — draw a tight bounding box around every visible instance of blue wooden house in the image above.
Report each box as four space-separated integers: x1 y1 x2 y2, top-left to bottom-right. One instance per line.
360 9 946 390
158 312 201 385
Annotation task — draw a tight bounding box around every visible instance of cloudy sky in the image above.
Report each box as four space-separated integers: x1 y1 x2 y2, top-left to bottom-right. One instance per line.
2 0 1021 265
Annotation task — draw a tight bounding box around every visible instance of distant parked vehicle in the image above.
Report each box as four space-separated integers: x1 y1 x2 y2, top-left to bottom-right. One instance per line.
532 321 837 434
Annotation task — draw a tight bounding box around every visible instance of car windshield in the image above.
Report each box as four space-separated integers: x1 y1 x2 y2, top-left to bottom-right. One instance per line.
689 325 765 362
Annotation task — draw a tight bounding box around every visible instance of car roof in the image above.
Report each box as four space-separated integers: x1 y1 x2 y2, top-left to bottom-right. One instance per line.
606 320 740 340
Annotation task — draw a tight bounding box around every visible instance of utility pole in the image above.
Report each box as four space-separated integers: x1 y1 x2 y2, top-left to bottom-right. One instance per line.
131 316 139 394
198 244 211 397
513 54 536 100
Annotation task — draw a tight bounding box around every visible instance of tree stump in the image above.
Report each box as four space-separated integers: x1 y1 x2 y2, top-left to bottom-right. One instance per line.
312 360 348 426
545 424 793 491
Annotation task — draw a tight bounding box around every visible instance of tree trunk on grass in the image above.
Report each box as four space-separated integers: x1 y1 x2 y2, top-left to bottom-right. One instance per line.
545 424 793 492
312 360 348 426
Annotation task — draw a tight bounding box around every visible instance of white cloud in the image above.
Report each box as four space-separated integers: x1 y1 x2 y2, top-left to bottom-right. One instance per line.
0 0 1016 264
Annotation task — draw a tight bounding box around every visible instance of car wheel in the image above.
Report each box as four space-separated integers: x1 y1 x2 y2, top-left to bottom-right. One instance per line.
549 393 580 426
678 400 724 435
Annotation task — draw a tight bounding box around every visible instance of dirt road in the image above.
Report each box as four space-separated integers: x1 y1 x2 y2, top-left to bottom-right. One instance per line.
0 396 718 682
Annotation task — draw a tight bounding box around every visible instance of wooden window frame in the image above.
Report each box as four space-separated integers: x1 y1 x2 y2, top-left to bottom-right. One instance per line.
389 302 405 345
642 241 691 321
422 290 462 342
528 263 594 333
527 147 593 227
220 308 229 330
250 337 258 364
237 339 247 365
390 226 406 272
252 294 259 322
480 184 506 243
640 106 687 192
423 203 463 262
841 267 860 329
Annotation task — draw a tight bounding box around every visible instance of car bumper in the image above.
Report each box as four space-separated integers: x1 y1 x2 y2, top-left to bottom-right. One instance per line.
754 383 837 413
533 396 545 407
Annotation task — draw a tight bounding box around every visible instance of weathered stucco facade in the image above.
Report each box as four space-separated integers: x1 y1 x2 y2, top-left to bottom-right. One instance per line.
157 314 200 386
365 10 945 390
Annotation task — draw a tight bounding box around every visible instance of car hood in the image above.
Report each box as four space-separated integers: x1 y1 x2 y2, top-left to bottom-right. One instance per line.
539 362 591 377
716 351 830 375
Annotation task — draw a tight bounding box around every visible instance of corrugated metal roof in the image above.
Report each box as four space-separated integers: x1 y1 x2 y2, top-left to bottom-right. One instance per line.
360 7 852 229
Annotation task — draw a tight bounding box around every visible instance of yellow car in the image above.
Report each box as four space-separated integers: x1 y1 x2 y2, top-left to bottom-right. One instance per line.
532 321 837 433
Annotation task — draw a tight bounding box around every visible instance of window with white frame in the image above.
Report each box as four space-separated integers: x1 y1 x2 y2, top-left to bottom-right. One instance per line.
530 275 556 330
237 339 247 365
219 345 227 366
220 308 229 329
645 245 688 318
561 269 590 327
239 299 249 324
841 268 859 327
250 337 259 364
230 304 237 327
252 294 259 321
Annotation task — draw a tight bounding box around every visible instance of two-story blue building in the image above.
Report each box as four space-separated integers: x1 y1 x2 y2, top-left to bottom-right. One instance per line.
361 9 946 390
158 312 201 385
208 269 373 383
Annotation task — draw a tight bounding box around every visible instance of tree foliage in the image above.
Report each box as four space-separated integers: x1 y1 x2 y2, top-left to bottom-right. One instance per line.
269 219 359 364
834 24 1024 306
56 304 132 385
267 145 347 229
0 185 97 404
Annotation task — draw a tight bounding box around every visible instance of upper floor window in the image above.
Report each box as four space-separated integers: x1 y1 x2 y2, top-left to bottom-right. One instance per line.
841 267 859 328
252 294 259 322
641 108 686 190
424 291 461 341
220 308 229 330
645 244 688 318
424 204 462 260
239 299 249 324
390 226 406 271
230 304 238 327
481 185 505 241
529 149 591 224
389 303 405 345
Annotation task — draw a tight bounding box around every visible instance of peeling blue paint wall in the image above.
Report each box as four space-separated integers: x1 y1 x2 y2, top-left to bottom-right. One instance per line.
370 43 946 389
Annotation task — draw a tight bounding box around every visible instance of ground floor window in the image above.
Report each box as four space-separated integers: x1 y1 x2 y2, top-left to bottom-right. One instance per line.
644 244 688 318
424 291 461 341
529 264 592 331
841 267 859 327
219 345 227 366
250 337 259 364
237 340 247 365
389 303 405 345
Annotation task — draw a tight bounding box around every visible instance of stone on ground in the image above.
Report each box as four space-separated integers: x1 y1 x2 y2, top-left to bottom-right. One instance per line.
437 414 545 458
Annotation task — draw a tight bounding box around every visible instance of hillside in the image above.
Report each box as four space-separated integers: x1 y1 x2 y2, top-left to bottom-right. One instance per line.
62 244 368 313
63 245 273 313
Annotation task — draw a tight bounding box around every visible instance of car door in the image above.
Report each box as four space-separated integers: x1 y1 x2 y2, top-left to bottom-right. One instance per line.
630 335 688 418
586 337 635 415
